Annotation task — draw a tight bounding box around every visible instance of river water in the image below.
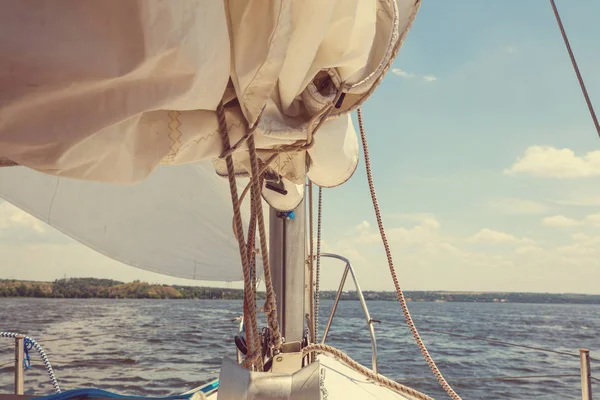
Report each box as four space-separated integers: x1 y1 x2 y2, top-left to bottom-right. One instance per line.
0 298 598 399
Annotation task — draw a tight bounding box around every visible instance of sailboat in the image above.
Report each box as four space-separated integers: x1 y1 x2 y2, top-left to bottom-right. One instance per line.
1 0 596 399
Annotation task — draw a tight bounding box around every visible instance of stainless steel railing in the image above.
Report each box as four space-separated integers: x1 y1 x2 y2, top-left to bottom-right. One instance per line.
319 253 379 374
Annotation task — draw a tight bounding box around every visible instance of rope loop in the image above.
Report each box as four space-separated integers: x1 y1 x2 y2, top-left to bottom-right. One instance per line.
24 337 34 369
1 332 61 393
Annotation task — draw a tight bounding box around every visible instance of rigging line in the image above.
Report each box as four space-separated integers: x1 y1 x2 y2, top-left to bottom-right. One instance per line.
216 101 262 369
308 181 316 346
314 186 323 343
416 327 598 361
396 373 580 383
246 172 260 356
591 376 600 383
549 0 600 138
247 132 283 352
358 108 461 400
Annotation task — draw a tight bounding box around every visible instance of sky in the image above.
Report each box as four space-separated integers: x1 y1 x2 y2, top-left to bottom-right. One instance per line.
1 1 600 294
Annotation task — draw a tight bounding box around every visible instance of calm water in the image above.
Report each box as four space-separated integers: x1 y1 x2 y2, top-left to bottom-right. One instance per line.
0 299 598 399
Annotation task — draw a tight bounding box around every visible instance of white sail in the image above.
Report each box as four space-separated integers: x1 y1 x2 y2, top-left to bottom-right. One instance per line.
0 162 262 282
0 0 419 278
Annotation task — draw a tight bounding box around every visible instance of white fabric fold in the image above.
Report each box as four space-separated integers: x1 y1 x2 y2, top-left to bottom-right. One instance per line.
0 0 420 279
0 162 262 282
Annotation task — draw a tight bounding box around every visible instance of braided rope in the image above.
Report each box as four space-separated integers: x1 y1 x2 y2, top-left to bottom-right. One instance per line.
314 186 323 342
247 133 283 351
246 174 262 353
1 332 61 393
218 88 342 357
216 102 262 369
357 108 461 399
307 182 316 345
303 344 433 400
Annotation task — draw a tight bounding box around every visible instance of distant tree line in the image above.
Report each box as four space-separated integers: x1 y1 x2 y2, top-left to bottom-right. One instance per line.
0 279 598 303
318 290 600 304
0 278 248 300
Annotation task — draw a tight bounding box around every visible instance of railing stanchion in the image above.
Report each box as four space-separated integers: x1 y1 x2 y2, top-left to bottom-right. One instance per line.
319 253 379 373
580 348 592 400
14 335 24 395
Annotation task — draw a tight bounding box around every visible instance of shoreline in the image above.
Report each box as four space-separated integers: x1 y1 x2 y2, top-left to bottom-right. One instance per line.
1 278 599 304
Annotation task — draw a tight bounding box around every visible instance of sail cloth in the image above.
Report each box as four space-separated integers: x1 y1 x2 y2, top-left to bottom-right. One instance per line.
0 0 419 280
0 0 418 205
0 162 263 282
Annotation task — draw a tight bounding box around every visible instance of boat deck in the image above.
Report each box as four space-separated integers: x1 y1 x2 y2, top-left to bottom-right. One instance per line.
319 354 413 400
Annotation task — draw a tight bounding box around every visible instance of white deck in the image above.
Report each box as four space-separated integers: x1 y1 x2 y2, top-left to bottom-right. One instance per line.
207 354 417 399
319 354 414 400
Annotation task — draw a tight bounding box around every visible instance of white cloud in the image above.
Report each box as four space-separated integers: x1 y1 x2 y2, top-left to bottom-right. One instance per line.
391 68 437 82
514 245 544 255
542 215 582 227
541 213 600 228
555 233 600 258
388 213 440 228
504 146 600 178
349 214 443 248
391 68 414 78
486 198 549 214
467 228 533 244
554 196 600 207
4 200 600 293
0 202 46 233
355 220 370 231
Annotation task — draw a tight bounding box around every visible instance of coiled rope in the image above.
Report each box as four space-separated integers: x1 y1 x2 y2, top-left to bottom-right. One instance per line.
357 108 461 400
1 331 61 393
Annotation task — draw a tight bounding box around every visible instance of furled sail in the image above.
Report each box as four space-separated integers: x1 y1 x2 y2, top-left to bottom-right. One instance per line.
0 0 419 280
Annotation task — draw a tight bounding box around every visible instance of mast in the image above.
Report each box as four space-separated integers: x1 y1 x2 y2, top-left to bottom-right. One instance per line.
269 201 306 344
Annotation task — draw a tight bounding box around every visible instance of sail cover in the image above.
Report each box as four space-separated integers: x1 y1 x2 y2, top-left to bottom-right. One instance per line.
0 0 419 280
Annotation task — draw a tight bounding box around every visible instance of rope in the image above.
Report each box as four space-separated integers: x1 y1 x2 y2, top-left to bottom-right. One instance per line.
216 101 262 369
1 332 61 393
303 344 434 400
357 108 461 400
549 0 600 138
247 132 283 351
591 376 600 383
246 173 261 356
314 187 323 342
218 87 344 356
24 337 34 369
308 181 316 345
